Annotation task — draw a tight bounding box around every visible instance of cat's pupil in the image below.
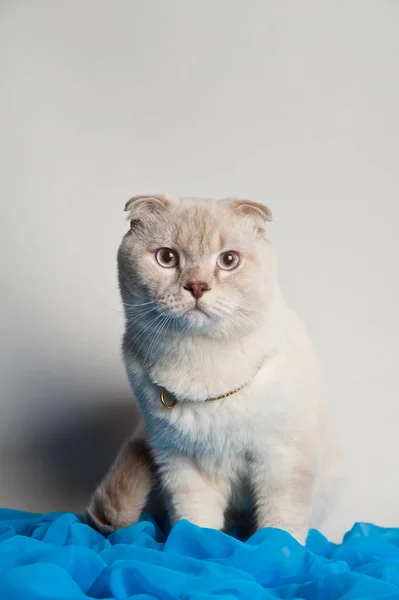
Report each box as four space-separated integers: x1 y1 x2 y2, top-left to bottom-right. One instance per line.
163 251 174 263
224 254 233 265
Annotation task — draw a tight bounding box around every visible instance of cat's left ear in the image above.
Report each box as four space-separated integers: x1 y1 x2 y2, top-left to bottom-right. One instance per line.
228 199 272 237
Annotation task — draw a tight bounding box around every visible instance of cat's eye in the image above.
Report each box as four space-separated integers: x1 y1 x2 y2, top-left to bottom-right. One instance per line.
155 248 179 268
217 251 240 271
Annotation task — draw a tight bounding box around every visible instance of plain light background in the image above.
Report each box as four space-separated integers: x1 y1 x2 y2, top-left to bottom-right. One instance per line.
1 0 398 541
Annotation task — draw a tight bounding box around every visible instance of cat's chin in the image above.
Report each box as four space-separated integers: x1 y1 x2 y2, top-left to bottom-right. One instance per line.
180 308 234 339
184 307 210 326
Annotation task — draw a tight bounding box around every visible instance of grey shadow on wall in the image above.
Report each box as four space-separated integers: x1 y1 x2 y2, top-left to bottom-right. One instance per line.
16 391 139 514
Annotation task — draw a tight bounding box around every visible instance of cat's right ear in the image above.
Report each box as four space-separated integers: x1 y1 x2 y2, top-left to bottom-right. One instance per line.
124 194 172 229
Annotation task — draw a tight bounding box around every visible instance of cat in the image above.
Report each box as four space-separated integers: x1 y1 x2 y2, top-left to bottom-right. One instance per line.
87 195 341 543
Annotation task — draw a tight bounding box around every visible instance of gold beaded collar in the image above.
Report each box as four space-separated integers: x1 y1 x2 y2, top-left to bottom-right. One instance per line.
159 384 245 409
158 355 267 409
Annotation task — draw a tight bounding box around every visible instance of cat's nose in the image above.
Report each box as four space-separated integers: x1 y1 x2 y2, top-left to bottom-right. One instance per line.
183 281 211 299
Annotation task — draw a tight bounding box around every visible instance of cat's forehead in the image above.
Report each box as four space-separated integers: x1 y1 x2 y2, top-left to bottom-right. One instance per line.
164 201 248 253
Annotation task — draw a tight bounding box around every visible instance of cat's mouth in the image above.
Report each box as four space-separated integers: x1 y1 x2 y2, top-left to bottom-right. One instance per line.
184 304 210 320
186 306 207 316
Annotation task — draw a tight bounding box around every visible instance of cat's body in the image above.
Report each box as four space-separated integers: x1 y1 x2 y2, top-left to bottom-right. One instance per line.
87 195 341 543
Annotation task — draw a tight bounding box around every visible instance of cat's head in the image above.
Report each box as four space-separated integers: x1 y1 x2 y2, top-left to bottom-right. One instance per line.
118 195 276 340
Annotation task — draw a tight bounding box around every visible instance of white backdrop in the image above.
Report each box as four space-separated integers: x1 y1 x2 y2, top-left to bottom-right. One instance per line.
1 0 398 541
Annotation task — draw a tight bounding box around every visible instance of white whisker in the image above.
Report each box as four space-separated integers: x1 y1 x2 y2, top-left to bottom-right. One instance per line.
143 314 171 367
124 300 157 308
125 305 159 320
131 313 168 359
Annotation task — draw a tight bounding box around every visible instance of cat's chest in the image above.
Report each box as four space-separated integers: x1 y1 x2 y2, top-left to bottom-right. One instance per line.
127 352 291 468
148 396 253 470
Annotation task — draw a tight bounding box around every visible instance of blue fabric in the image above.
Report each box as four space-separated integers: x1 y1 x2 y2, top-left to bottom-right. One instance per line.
0 511 399 599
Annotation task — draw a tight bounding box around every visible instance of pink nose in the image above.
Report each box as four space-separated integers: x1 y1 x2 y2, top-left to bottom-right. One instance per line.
184 281 211 299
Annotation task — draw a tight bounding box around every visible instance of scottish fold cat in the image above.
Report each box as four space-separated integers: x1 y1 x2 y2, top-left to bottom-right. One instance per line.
87 195 341 543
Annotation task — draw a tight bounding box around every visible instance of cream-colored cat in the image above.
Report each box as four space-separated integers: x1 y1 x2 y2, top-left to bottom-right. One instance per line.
87 195 340 543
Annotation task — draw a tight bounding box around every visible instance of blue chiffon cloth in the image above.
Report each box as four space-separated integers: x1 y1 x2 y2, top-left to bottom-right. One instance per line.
0 509 399 599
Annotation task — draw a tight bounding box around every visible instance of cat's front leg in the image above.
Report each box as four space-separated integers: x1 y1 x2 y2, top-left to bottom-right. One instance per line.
251 451 315 545
156 453 230 530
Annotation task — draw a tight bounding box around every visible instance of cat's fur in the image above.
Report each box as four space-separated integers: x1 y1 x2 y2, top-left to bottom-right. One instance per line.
87 195 341 543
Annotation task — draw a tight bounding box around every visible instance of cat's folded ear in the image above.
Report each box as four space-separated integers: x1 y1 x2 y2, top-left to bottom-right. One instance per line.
228 199 272 237
228 199 272 222
124 194 173 228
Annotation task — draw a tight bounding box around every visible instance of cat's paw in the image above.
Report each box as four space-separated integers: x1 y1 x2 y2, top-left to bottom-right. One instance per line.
85 491 119 534
85 489 137 534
